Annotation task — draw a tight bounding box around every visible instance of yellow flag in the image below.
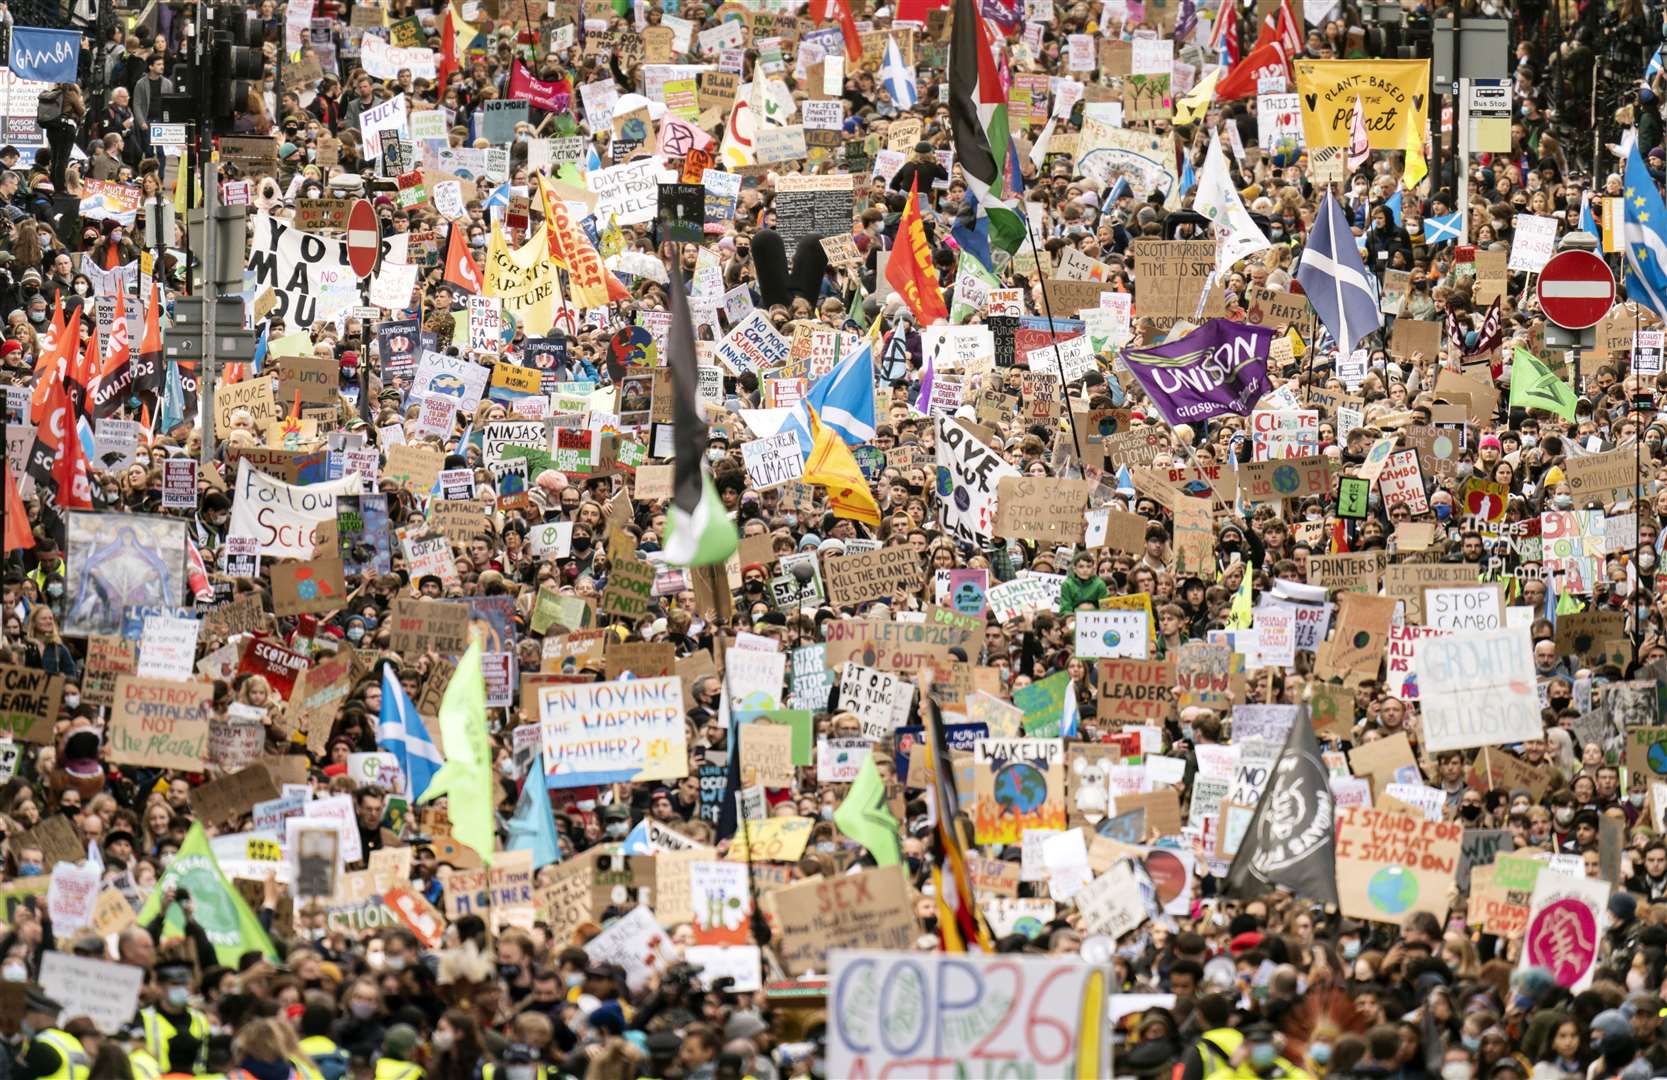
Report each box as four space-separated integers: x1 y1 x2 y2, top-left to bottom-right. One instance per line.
803 405 880 526
1402 108 1427 190
1173 68 1222 126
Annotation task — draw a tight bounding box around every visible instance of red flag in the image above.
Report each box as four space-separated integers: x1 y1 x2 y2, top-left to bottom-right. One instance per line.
1209 0 1241 66
30 297 72 414
885 177 948 326
93 293 134 417
809 0 862 61
1332 518 1350 553
508 59 567 112
437 3 460 101
1275 0 1303 54
3 473 33 552
443 224 483 294
47 389 91 511
1214 40 1289 102
133 280 165 409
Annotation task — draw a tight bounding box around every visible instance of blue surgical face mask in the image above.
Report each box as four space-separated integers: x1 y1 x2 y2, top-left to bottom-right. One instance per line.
18 864 41 877
1250 1044 1277 1070
166 986 190 1008
1310 1043 1332 1067
566 973 584 988
1341 939 1360 960
1462 1033 1482 1052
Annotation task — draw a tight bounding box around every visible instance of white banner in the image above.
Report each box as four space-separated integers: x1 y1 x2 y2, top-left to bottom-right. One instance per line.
228 458 363 560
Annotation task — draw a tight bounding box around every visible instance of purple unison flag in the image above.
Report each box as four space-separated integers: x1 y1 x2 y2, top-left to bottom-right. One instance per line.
1119 319 1276 426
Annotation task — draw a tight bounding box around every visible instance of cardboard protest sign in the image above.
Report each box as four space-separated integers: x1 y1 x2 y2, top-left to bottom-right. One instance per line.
827 952 1112 1079
271 558 349 616
992 476 1093 543
38 953 146 1035
1414 625 1541 753
539 676 687 787
822 546 923 608
740 722 795 788
972 738 1065 844
388 598 471 656
1095 658 1174 723
1334 807 1462 924
0 664 62 742
107 677 213 771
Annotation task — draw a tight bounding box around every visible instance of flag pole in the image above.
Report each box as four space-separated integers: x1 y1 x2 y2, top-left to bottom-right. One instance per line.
1021 217 1084 461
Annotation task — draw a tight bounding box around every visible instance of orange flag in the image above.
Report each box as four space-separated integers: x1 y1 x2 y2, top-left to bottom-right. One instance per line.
885 177 948 326
3 474 33 552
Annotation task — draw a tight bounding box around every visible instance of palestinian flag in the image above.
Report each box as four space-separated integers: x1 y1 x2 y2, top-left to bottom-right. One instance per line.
661 263 737 568
93 291 132 418
948 0 1025 254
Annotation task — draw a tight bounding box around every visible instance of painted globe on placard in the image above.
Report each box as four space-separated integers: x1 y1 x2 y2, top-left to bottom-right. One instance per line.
1649 741 1667 774
1368 866 1419 915
993 762 1048 816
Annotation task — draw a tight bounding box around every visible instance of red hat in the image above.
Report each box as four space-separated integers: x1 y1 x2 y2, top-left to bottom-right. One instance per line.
1 340 21 357
1228 931 1265 956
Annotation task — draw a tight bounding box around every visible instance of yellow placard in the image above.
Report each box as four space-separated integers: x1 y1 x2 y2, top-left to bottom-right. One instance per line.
247 837 283 861
1293 60 1431 151
726 817 813 863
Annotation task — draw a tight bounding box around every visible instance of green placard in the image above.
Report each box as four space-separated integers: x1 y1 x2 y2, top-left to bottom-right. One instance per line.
1337 475 1370 520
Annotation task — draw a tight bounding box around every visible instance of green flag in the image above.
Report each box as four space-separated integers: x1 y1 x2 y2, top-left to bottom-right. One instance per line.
1508 346 1577 420
418 638 497 866
833 750 901 867
134 823 277 967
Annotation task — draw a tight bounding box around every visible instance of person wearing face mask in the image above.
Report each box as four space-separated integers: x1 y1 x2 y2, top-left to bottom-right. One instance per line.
139 963 210 1076
426 1011 484 1080
598 803 631 840
1201 1021 1313 1080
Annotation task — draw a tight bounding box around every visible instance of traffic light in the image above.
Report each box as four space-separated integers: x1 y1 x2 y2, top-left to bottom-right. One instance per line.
207 4 264 123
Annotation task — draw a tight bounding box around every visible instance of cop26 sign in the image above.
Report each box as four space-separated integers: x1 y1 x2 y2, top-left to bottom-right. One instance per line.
1119 319 1277 426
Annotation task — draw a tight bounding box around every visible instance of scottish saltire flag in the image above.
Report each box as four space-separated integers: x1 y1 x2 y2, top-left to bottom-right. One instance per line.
1179 155 1197 198
1424 212 1462 244
1623 131 1667 323
1579 190 1598 236
881 36 918 109
1385 190 1403 226
1295 190 1380 357
484 180 512 219
378 664 444 801
779 340 878 459
1650 44 1666 83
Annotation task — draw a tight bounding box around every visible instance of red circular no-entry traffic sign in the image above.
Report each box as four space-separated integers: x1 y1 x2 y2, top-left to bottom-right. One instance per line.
1537 249 1615 330
346 198 382 279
